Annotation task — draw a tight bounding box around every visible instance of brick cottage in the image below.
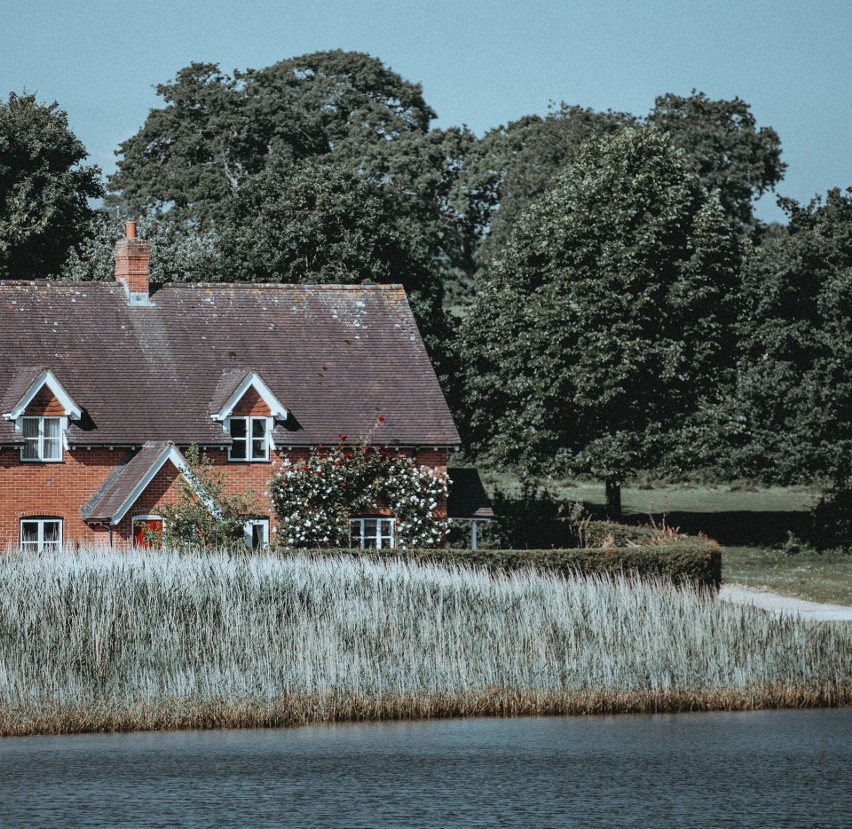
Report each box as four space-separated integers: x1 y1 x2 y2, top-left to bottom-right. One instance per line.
0 223 464 551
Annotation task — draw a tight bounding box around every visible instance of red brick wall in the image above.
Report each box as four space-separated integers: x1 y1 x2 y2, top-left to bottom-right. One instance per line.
231 389 271 417
0 446 127 548
26 390 66 417
0 439 451 549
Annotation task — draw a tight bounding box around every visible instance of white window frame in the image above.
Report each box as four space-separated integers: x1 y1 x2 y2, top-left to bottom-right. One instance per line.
226 416 270 462
19 416 63 462
19 517 63 552
132 514 165 548
349 517 395 549
244 518 270 550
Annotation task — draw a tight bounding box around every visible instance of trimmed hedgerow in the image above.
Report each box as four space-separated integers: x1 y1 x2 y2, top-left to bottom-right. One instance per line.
277 537 723 591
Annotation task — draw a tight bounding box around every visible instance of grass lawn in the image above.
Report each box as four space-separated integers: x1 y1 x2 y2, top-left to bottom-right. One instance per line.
478 470 817 514
723 546 852 607
475 469 852 606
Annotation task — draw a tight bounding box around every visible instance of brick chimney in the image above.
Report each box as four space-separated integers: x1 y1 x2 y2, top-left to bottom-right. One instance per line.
113 221 151 305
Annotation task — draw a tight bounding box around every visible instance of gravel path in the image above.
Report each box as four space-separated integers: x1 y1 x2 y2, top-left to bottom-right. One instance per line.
719 584 852 621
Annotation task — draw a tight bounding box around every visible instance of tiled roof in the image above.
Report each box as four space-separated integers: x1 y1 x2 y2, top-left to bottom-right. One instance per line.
0 281 460 448
0 366 47 430
82 441 184 522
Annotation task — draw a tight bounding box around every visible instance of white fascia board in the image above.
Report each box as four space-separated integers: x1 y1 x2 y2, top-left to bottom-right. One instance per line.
2 369 82 421
110 445 215 525
210 371 287 422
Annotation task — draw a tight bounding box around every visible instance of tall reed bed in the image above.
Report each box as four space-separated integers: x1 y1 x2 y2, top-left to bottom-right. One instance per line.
0 548 848 735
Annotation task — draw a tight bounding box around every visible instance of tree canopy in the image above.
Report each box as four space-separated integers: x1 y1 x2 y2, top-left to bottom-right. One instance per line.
0 93 102 279
217 159 446 349
460 128 741 512
478 104 635 258
108 51 436 228
732 188 852 486
647 91 786 231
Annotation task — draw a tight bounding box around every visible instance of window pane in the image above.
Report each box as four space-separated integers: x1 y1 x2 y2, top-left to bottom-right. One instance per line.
249 419 267 460
20 521 39 550
377 519 394 549
21 418 39 459
43 435 61 460
363 519 378 548
43 521 61 550
44 418 60 439
229 418 247 460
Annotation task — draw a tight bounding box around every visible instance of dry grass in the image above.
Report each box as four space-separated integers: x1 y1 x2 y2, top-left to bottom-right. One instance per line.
0 548 848 736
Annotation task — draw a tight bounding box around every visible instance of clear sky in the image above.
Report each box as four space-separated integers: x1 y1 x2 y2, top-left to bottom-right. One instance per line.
2 0 850 223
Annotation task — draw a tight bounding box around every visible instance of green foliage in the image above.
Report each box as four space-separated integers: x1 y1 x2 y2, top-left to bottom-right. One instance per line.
106 52 490 373
283 536 723 590
60 211 222 283
156 445 260 548
478 91 784 265
446 479 584 550
216 159 446 348
0 93 103 279
733 188 852 486
478 104 635 259
109 52 436 228
270 434 449 549
782 489 852 554
461 127 741 492
647 91 786 231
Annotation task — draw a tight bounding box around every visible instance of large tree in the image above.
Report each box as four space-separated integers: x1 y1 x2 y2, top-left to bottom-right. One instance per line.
476 92 784 269
733 188 852 486
647 91 786 232
217 159 445 347
460 128 741 514
478 104 635 259
0 93 102 279
107 51 492 324
108 51 436 228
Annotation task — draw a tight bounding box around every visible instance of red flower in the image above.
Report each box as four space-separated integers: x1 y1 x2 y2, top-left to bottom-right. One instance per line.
377 416 386 423
339 434 347 442
317 471 323 477
344 452 353 459
334 460 341 466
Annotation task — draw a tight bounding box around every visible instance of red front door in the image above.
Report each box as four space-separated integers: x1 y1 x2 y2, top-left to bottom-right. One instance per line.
134 519 163 547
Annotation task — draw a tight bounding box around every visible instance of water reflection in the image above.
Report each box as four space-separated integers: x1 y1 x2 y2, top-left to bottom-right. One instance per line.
0 709 849 828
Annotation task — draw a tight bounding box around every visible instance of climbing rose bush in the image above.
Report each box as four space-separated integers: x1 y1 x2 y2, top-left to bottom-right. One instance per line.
270 435 449 548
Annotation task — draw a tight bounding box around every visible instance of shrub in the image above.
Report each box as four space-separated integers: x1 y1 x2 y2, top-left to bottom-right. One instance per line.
779 489 852 554
279 537 723 590
156 445 260 548
270 431 449 548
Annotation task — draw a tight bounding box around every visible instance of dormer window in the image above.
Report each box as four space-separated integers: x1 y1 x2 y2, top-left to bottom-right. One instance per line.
227 416 270 462
21 416 62 462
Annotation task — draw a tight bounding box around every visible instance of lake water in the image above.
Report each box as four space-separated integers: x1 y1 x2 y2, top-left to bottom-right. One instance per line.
0 709 849 828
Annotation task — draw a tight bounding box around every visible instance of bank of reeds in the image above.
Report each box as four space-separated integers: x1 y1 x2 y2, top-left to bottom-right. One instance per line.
0 548 848 736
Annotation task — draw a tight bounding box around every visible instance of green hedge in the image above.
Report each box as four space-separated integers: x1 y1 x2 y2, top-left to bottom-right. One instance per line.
277 538 723 591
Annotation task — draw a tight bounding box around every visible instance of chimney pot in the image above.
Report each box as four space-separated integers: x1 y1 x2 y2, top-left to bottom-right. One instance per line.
125 221 137 239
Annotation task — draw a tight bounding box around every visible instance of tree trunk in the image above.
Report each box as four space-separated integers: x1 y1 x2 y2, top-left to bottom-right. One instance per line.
605 479 622 519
